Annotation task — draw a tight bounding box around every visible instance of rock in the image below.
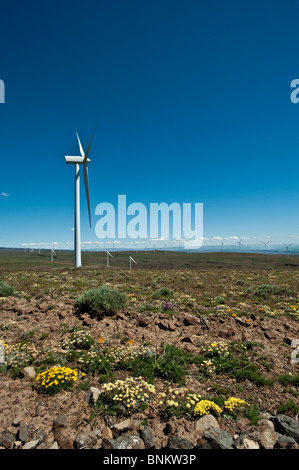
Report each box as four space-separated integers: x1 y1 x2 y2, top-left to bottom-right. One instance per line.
167 435 193 449
139 313 154 327
113 434 145 449
270 415 299 442
102 426 113 440
48 441 59 449
113 419 133 433
23 439 40 449
183 315 200 326
235 317 246 326
264 330 275 340
0 430 15 448
226 327 236 337
36 428 47 444
140 426 156 449
275 435 298 449
203 426 234 449
157 320 169 330
249 419 278 449
164 422 175 435
85 386 101 405
195 438 213 449
58 310 69 319
12 417 21 427
20 366 36 380
283 336 293 346
233 434 260 449
195 414 219 436
53 413 68 430
54 427 74 449
168 321 176 331
74 430 102 449
101 438 115 449
18 422 30 443
180 336 193 343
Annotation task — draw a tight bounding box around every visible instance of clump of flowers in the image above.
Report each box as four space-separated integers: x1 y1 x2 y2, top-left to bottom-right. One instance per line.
4 342 38 371
194 400 222 418
108 344 157 368
154 387 202 418
201 342 229 358
162 302 177 314
289 304 299 319
36 366 82 394
198 359 216 377
61 328 94 350
77 345 107 374
223 397 249 417
99 376 156 414
128 293 137 303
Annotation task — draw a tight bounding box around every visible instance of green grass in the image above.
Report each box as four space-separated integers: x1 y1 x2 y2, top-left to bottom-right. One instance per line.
277 400 299 417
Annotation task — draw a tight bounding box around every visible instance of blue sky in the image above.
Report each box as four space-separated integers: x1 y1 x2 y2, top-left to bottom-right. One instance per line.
1 0 299 250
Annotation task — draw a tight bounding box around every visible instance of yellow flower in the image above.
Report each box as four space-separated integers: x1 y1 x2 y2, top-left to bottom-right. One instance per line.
99 337 105 344
128 339 133 345
194 400 222 417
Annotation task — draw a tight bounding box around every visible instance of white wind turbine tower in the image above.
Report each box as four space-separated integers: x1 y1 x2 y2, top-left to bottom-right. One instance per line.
65 125 96 268
129 256 137 270
261 240 270 254
236 238 243 252
106 251 113 267
285 243 292 258
50 247 56 262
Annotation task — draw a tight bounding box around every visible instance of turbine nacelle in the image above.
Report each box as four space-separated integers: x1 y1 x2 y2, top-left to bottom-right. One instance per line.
65 156 91 164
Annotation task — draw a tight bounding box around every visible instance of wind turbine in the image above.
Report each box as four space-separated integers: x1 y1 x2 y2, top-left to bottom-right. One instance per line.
106 251 113 267
236 239 243 252
129 256 137 270
221 241 225 252
261 240 270 254
285 243 292 258
65 125 96 267
50 247 56 262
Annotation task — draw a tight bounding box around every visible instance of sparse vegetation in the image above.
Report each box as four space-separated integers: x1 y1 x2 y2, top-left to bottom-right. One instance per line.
75 286 127 316
0 250 298 448
0 281 14 297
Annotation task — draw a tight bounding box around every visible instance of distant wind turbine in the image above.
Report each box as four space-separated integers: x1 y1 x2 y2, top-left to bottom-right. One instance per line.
261 240 270 254
285 243 292 258
236 239 243 252
65 124 96 267
50 247 56 262
129 256 137 270
106 251 113 267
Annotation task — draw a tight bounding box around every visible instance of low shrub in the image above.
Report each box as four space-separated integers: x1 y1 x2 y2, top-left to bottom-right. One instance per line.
277 400 299 417
0 282 14 297
75 286 127 316
152 287 174 299
35 366 82 395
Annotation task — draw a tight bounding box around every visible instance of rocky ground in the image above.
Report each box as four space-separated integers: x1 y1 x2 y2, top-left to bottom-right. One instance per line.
0 263 299 450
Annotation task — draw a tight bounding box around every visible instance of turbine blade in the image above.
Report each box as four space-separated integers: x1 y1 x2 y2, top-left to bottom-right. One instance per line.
76 132 85 157
84 122 97 163
83 164 91 227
